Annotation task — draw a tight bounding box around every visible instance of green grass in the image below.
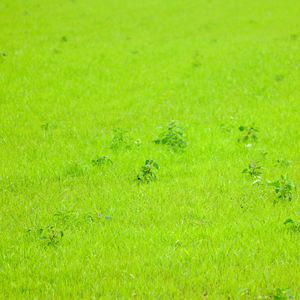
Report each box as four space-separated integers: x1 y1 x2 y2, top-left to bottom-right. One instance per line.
1 0 300 298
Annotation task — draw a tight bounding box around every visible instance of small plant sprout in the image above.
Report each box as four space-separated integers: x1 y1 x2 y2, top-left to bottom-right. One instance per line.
276 159 291 168
268 175 296 202
61 36 68 42
154 121 187 151
84 212 112 223
110 128 131 150
53 209 74 223
41 123 50 131
238 125 258 144
242 161 262 177
97 213 112 221
242 160 263 184
284 217 300 232
137 160 159 183
219 123 234 133
26 225 64 246
64 162 85 178
268 288 293 300
291 33 298 41
275 74 284 82
134 139 142 147
258 151 268 160
92 156 112 166
35 225 64 247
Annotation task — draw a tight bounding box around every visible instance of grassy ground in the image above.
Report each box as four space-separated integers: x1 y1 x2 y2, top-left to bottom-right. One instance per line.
1 0 300 298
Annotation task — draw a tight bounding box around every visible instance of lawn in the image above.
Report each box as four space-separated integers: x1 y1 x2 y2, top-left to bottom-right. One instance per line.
0 0 300 298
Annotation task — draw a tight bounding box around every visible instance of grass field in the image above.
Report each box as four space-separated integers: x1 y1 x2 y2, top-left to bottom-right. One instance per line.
1 0 300 298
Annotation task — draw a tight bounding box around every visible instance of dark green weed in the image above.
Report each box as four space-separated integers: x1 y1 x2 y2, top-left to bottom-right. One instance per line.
268 175 296 203
92 156 112 167
137 160 159 183
275 74 284 82
242 160 263 184
63 162 85 178
238 125 258 144
85 212 112 223
269 288 293 300
276 159 291 168
26 225 64 247
242 160 262 177
110 128 132 150
154 121 187 151
284 217 300 232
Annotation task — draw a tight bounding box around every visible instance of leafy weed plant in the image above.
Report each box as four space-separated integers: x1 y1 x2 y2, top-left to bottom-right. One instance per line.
92 156 112 166
85 212 112 224
27 225 64 247
110 128 131 150
276 159 291 168
63 162 85 178
137 160 159 183
269 288 293 300
268 175 296 203
284 217 300 232
154 121 187 151
238 125 258 144
40 226 64 246
242 160 263 184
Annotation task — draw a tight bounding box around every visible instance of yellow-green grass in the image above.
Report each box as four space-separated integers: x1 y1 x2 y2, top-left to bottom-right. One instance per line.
0 0 300 298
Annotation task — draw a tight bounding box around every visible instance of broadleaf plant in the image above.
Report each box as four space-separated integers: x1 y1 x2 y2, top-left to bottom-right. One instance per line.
137 160 159 183
284 217 300 232
268 175 296 203
92 156 112 166
238 125 258 144
110 128 131 150
154 121 187 151
242 160 263 185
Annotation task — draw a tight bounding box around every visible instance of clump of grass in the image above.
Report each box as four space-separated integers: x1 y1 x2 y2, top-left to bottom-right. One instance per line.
268 175 296 202
137 160 159 183
53 209 75 223
41 123 50 131
63 162 85 178
154 121 187 151
52 209 82 229
275 74 284 82
291 33 298 41
92 156 112 166
219 123 234 133
238 125 258 144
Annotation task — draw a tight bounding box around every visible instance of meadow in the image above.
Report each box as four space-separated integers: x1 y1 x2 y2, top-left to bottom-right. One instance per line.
0 0 300 298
